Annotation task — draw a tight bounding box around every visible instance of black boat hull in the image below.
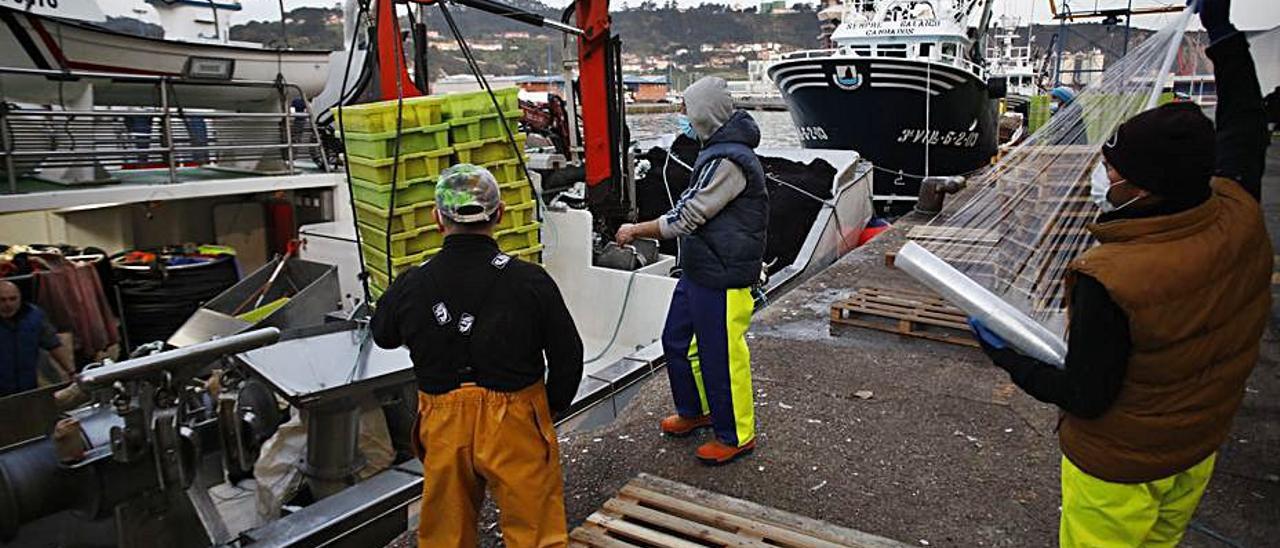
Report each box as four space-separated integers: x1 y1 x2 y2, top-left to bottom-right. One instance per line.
769 56 998 214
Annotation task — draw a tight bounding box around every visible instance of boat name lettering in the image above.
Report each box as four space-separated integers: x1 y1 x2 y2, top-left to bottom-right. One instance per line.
852 20 941 36
13 0 58 8
797 126 829 141
896 128 981 147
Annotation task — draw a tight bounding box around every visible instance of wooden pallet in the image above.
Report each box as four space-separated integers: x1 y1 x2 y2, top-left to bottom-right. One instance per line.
570 474 909 548
830 286 978 348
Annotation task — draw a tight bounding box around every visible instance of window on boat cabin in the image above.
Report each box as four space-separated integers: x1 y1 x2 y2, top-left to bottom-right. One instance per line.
941 42 958 59
918 43 934 58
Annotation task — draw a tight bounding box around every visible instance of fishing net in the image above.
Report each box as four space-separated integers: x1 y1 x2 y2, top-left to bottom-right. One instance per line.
897 9 1202 366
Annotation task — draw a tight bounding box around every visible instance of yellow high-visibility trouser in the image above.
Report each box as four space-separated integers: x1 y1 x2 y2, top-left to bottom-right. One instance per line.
1060 453 1216 548
414 383 568 548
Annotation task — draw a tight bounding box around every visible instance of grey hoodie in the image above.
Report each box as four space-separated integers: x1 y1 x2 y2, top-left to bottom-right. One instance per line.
659 77 748 239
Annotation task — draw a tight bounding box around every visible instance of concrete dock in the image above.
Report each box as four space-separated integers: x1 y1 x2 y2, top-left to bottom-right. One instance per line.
551 143 1280 547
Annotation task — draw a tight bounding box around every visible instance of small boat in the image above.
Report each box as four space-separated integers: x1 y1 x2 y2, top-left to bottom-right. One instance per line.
0 1 330 109
768 0 1001 215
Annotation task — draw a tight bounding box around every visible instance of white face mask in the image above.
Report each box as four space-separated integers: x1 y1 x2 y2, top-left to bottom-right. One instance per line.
1089 162 1143 214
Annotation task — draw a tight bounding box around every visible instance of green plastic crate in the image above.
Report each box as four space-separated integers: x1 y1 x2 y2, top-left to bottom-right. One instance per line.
342 123 449 160
358 221 445 257
337 96 446 134
500 180 534 206
496 222 540 252
453 134 526 165
482 158 524 184
509 244 543 265
350 176 436 209
449 110 521 143
354 199 436 233
362 242 438 278
497 200 535 230
347 147 453 185
442 87 520 120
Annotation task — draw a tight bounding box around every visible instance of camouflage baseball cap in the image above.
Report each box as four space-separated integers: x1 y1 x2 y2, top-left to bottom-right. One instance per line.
435 164 501 223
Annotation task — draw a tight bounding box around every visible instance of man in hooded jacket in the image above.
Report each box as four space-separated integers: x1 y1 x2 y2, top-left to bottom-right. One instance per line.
617 76 768 465
971 1 1272 545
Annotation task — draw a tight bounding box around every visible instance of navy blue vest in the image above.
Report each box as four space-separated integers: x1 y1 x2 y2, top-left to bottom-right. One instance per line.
681 112 769 289
1 304 45 395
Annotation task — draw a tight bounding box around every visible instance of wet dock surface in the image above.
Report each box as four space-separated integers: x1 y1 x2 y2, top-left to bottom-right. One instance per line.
551 144 1280 547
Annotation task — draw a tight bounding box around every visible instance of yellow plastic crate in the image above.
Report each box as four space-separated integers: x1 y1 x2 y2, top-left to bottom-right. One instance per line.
509 244 544 265
497 200 535 230
496 222 540 252
350 177 436 210
449 110 521 143
342 123 449 160
354 200 436 233
362 243 435 278
482 158 524 184
337 96 446 134
442 87 520 120
347 147 453 185
500 180 534 205
358 221 445 257
453 135 527 165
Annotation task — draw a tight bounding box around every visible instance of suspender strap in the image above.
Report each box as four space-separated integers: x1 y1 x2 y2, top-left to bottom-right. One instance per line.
421 252 512 382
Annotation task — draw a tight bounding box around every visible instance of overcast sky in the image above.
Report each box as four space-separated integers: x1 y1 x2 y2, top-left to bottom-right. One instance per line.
109 0 1279 32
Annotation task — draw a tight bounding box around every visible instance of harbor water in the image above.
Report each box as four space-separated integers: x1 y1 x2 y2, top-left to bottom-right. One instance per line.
626 110 801 148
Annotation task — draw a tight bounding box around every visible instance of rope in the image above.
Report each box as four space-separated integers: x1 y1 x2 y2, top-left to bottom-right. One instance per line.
437 1 537 211
336 0 373 305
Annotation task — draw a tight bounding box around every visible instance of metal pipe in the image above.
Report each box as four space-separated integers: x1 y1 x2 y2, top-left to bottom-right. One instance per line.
160 83 178 184
303 402 362 500
1 105 15 194
79 327 281 388
434 0 585 35
896 242 1067 367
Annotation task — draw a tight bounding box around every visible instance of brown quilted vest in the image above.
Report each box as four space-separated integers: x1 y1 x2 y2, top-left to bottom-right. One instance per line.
1062 178 1272 483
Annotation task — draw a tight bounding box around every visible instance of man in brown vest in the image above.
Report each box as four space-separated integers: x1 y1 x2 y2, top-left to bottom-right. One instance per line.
972 1 1272 545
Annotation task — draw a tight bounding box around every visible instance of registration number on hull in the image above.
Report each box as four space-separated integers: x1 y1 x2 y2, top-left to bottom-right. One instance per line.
797 126 829 141
897 129 981 148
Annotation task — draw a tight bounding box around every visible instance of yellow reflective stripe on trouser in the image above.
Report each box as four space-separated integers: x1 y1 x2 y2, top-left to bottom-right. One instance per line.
725 287 755 446
688 337 711 416
1060 453 1216 548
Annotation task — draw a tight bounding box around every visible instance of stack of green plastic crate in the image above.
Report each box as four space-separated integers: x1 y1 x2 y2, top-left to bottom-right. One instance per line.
338 87 540 301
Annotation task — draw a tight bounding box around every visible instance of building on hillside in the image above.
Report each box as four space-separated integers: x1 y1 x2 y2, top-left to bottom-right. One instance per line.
515 75 670 102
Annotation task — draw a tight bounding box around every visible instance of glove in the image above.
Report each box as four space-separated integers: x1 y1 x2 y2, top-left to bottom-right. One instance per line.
967 318 1006 350
1194 0 1237 44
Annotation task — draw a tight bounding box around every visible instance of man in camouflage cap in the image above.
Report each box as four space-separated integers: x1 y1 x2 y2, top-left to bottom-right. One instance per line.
371 164 583 547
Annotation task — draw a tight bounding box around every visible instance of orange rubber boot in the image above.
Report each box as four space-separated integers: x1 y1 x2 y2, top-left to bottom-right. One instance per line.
696 439 756 466
660 414 713 437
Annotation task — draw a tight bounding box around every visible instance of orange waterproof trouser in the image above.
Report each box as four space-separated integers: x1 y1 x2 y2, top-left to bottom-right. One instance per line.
415 383 568 548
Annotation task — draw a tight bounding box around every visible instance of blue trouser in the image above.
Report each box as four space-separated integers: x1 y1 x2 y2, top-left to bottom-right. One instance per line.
661 277 755 447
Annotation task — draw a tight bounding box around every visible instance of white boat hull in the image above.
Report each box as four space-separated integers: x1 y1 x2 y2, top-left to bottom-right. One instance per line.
0 8 330 109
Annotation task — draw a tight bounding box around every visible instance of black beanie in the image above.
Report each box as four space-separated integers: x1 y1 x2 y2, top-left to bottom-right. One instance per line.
1101 102 1215 203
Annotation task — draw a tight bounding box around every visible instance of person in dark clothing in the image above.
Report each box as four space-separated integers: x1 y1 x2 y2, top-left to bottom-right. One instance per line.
371 164 582 547
616 76 769 465
1 280 74 396
971 1 1272 545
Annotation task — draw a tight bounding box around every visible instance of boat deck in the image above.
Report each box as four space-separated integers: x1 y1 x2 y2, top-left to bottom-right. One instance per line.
547 145 1280 546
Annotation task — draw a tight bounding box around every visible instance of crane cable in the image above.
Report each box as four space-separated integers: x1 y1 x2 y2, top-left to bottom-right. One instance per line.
436 1 537 216
336 0 373 306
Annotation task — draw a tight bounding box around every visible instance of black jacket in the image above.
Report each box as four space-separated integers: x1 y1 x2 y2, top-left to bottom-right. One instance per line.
982 31 1269 417
371 234 584 413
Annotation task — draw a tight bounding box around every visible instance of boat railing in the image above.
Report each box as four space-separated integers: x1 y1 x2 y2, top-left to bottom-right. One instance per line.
0 67 330 195
780 47 987 79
